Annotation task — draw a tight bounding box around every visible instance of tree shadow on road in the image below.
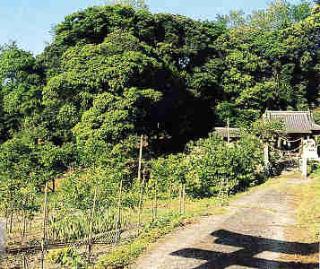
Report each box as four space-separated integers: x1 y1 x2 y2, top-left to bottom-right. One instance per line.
171 229 318 269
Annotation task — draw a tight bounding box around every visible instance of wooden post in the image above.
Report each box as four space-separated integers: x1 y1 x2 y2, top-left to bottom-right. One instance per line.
9 209 13 234
318 238 320 269
179 183 182 215
225 177 230 198
41 182 48 269
137 135 145 235
138 174 146 235
4 207 8 233
87 187 97 263
52 179 55 193
23 255 27 269
218 175 226 204
115 180 123 243
22 212 27 239
264 143 269 173
137 135 144 183
227 118 230 143
301 138 308 178
182 184 186 214
153 179 158 221
302 157 308 178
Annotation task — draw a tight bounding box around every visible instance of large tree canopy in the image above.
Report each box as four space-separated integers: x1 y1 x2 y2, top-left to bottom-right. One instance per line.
0 1 319 193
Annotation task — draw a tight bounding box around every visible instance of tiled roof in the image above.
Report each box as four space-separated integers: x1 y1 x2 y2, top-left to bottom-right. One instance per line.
263 111 320 134
214 127 241 138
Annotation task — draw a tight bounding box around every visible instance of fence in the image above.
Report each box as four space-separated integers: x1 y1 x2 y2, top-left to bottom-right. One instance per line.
0 135 234 268
0 179 193 268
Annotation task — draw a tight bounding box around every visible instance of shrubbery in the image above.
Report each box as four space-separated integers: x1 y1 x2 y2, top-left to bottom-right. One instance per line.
151 132 264 198
47 247 85 268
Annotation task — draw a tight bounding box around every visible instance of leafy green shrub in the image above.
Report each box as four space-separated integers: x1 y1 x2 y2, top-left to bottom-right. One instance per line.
56 165 138 211
47 247 85 268
96 214 184 269
150 153 189 199
48 208 121 242
151 132 263 198
187 133 263 196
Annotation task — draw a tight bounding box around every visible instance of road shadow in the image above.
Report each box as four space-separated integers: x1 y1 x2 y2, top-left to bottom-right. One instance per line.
171 229 318 269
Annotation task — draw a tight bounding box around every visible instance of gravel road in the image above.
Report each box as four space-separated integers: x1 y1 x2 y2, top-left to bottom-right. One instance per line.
135 176 318 269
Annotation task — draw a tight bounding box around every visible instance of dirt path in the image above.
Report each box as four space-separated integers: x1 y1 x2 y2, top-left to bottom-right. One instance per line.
135 175 318 269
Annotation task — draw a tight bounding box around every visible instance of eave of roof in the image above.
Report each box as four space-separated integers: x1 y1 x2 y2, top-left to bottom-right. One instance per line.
264 110 318 134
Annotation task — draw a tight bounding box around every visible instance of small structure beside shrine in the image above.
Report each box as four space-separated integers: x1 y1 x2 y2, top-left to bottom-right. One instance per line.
214 127 241 142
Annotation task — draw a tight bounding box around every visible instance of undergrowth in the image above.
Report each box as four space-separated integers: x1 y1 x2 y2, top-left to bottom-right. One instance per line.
95 198 226 269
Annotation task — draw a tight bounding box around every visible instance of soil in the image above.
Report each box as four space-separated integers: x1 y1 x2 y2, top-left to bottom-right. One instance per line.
134 174 318 269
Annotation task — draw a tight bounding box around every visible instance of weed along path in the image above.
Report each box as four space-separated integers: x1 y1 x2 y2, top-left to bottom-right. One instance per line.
134 174 318 269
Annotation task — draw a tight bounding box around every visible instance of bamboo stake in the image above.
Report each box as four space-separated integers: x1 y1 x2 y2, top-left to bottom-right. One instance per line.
227 118 230 143
41 182 48 269
23 254 27 269
137 135 144 182
264 143 269 173
179 183 182 215
9 209 13 234
23 212 27 239
182 184 186 214
22 198 28 239
115 180 123 243
138 174 146 235
137 135 145 235
52 179 55 193
153 179 158 221
4 207 8 233
87 187 97 263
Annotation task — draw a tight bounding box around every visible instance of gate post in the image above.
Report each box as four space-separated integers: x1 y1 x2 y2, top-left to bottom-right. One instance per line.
264 143 269 173
302 157 308 178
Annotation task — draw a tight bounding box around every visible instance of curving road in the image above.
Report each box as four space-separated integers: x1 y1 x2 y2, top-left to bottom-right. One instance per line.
135 176 318 269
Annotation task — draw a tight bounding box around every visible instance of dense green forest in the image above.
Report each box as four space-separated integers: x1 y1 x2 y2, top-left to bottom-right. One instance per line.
0 0 319 220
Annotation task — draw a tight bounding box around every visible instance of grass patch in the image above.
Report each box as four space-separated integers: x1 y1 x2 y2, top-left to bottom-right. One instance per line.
281 171 320 264
296 174 320 241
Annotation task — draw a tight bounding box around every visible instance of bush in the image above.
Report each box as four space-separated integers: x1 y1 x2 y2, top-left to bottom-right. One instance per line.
47 247 85 268
151 132 264 198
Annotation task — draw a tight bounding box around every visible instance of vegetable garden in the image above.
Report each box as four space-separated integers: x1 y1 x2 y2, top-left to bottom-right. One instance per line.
0 133 265 268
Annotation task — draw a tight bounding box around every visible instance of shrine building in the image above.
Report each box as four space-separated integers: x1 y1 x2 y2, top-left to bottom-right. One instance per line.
263 110 320 159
